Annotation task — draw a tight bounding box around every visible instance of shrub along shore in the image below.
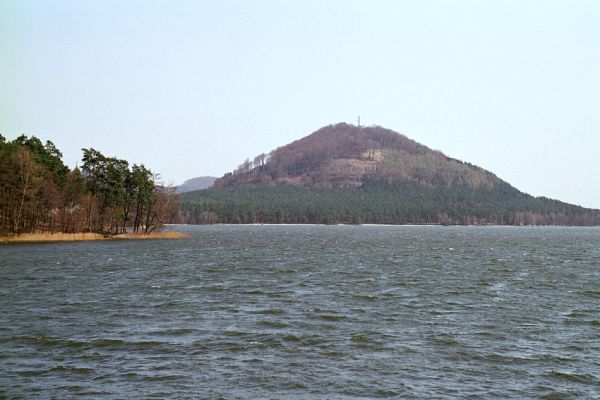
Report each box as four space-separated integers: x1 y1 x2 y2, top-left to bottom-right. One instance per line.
1 231 190 244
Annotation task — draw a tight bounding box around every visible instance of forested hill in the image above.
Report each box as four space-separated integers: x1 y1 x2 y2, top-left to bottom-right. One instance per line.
216 123 501 189
179 123 600 226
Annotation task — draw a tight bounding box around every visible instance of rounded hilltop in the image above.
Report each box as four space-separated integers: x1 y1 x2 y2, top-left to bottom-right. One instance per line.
217 122 500 189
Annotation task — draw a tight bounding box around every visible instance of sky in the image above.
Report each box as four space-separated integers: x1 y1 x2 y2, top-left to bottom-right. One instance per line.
1 0 599 209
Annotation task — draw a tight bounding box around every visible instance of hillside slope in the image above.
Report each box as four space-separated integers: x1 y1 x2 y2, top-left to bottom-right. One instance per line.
180 123 600 225
216 123 499 189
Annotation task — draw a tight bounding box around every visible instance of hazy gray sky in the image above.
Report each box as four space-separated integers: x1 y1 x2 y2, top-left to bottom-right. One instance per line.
1 0 599 208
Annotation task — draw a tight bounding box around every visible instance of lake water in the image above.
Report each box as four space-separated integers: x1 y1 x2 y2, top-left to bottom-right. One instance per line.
1 225 599 399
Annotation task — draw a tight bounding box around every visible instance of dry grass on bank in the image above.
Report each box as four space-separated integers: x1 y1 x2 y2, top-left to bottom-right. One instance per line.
113 231 191 240
1 231 190 244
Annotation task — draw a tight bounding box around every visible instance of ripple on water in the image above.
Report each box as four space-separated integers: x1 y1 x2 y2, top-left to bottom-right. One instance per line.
2 225 600 399
548 370 599 385
351 294 378 301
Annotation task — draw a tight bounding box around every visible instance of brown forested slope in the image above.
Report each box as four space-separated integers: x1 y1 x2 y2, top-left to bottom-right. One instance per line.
217 123 502 189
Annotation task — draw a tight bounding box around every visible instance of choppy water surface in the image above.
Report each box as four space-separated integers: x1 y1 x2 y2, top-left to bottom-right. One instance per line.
1 226 600 399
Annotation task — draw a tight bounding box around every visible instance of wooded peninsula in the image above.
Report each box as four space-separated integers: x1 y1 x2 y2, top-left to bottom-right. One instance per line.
0 134 180 239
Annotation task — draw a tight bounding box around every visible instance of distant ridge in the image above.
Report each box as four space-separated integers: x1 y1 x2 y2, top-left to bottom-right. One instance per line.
176 176 216 193
178 123 600 225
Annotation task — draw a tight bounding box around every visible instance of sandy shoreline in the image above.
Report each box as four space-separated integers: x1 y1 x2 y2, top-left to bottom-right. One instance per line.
0 231 191 244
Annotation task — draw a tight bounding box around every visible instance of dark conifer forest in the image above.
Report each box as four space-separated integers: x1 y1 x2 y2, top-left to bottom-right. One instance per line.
179 181 600 226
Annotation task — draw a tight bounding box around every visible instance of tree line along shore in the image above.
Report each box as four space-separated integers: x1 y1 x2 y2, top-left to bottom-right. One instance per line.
2 131 600 243
0 134 183 242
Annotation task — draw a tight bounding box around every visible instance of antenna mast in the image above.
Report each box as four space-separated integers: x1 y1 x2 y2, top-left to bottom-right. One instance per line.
358 116 361 127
